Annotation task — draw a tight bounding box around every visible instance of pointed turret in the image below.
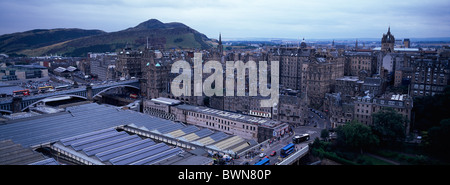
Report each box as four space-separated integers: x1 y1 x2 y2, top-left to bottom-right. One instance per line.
217 33 223 56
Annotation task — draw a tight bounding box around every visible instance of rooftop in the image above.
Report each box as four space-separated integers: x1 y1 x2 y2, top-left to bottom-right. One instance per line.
372 47 420 52
0 139 58 165
0 102 259 163
150 97 181 105
0 103 179 147
50 128 192 165
336 76 360 82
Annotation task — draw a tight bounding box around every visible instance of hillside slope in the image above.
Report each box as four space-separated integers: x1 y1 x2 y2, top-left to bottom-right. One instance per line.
0 28 106 55
0 19 214 57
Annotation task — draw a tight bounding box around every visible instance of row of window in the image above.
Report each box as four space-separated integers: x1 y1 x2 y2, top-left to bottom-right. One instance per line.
0 104 10 110
352 65 370 70
352 60 371 65
355 106 407 115
356 109 370 114
205 122 231 131
413 84 445 91
187 111 257 131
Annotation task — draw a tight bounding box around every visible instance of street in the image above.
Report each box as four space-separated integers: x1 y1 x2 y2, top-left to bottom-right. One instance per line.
235 124 323 165
307 108 332 130
230 108 332 165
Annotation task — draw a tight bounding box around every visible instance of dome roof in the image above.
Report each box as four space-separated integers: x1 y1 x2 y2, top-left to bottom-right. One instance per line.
300 37 307 48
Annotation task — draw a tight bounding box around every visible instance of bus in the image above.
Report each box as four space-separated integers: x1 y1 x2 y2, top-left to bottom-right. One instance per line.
293 134 310 144
254 158 270 165
54 85 70 91
38 86 54 93
130 93 138 99
280 143 295 158
13 89 30 96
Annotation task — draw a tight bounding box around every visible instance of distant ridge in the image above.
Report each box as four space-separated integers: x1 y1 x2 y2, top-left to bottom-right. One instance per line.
0 28 105 55
222 37 450 42
0 19 214 57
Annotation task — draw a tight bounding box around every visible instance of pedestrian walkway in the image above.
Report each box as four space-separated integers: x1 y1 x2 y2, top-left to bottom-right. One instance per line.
366 153 401 165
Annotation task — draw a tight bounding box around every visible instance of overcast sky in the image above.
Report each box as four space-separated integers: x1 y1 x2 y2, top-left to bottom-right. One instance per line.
1 0 449 40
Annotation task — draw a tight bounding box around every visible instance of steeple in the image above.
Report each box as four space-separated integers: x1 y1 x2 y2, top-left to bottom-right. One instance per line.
217 33 223 56
381 26 395 52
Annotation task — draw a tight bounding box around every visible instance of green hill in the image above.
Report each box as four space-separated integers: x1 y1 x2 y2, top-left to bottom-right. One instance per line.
0 19 214 57
0 28 106 56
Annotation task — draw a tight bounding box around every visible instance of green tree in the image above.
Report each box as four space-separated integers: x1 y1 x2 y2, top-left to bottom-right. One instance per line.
427 119 450 157
320 129 330 141
336 120 379 154
203 96 210 107
413 85 450 131
372 107 406 146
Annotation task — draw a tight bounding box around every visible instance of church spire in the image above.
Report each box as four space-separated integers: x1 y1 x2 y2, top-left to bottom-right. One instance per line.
218 33 223 56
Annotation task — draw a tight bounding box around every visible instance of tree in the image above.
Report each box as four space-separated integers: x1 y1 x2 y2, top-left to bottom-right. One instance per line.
372 107 406 146
203 96 210 107
320 129 330 141
336 120 379 154
413 85 450 131
427 119 450 157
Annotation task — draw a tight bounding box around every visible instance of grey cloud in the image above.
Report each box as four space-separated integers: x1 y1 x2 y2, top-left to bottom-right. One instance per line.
0 0 449 38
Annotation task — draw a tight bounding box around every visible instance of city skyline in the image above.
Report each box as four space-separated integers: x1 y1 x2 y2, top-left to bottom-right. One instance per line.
1 0 450 40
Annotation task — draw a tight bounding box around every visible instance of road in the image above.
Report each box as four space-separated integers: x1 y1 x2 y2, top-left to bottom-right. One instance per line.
235 125 322 165
233 109 331 165
307 108 332 130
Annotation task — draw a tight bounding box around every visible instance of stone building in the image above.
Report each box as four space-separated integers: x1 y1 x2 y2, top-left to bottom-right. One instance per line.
323 93 355 128
361 77 385 96
142 97 181 121
116 47 144 79
89 52 116 81
335 76 363 100
167 103 290 142
354 93 413 135
0 65 48 81
301 56 345 108
142 51 171 100
410 55 449 97
344 51 375 77
268 47 312 91
275 94 308 126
